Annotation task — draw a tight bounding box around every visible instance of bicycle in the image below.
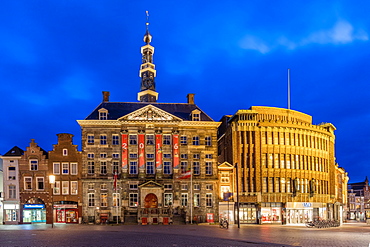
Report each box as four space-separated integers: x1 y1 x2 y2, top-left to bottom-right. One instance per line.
219 217 229 229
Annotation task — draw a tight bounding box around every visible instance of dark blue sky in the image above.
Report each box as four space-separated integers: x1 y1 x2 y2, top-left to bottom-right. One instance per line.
0 1 369 183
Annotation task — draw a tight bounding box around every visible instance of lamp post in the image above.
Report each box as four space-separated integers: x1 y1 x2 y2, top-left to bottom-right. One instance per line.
49 175 55 228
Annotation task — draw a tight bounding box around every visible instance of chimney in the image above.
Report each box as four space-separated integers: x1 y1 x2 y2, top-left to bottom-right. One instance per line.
187 93 195 104
102 91 110 102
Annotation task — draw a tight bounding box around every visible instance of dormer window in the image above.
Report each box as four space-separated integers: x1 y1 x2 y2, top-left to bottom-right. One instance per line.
191 110 201 121
98 108 108 120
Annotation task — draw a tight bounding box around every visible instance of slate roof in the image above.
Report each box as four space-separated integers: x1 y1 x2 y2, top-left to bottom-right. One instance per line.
85 102 214 121
3 146 24 156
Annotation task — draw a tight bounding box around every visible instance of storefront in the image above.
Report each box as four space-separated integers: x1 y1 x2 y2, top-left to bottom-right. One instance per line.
54 203 79 223
23 204 46 223
238 203 257 224
285 202 327 225
261 202 282 224
3 203 19 224
219 202 234 223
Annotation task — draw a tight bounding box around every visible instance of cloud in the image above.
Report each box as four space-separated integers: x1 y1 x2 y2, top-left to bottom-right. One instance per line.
303 20 368 45
239 35 270 54
239 20 368 53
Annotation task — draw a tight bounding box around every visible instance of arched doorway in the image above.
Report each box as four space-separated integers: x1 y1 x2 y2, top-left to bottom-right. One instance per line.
144 193 158 208
23 198 46 223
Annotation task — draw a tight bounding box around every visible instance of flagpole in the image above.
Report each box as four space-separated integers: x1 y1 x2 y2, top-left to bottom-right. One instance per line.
190 163 193 224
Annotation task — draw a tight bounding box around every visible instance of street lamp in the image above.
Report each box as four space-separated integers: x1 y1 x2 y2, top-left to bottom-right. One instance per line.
49 175 55 228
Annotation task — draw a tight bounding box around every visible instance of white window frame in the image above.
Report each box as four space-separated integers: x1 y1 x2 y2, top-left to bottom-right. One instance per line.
181 193 188 206
164 193 173 207
194 193 200 207
8 185 16 199
63 149 68 156
7 166 16 180
54 181 61 195
62 163 69 174
53 163 60 174
100 135 107 145
24 177 32 190
30 159 38 171
113 193 120 207
62 181 69 195
70 163 78 175
88 193 95 207
87 134 94 144
36 177 44 190
206 193 213 207
71 181 78 195
112 135 119 145
101 193 108 207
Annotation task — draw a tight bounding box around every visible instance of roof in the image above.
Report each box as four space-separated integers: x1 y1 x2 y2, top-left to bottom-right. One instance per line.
85 102 214 121
3 146 24 156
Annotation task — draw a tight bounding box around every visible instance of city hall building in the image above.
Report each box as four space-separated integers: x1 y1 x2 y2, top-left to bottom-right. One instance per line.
218 106 347 225
78 23 220 224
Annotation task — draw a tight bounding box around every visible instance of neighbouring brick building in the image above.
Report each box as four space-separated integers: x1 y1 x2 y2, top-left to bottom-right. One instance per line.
19 139 50 224
48 133 83 224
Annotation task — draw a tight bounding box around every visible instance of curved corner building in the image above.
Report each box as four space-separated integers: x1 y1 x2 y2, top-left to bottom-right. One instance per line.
218 106 341 225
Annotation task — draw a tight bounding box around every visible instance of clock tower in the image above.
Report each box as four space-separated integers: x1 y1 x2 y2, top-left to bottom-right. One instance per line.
138 11 158 103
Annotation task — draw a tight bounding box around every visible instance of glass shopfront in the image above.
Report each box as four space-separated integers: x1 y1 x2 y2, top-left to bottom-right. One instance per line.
285 202 327 225
238 203 257 224
23 204 46 223
54 203 79 223
4 203 19 224
261 203 282 223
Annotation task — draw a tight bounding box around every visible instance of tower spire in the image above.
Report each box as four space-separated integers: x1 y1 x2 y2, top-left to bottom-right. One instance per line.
138 10 158 102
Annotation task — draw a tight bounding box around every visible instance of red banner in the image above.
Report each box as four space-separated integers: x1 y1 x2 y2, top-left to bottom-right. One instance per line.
173 134 179 169
121 134 128 169
138 134 145 168
155 135 162 168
